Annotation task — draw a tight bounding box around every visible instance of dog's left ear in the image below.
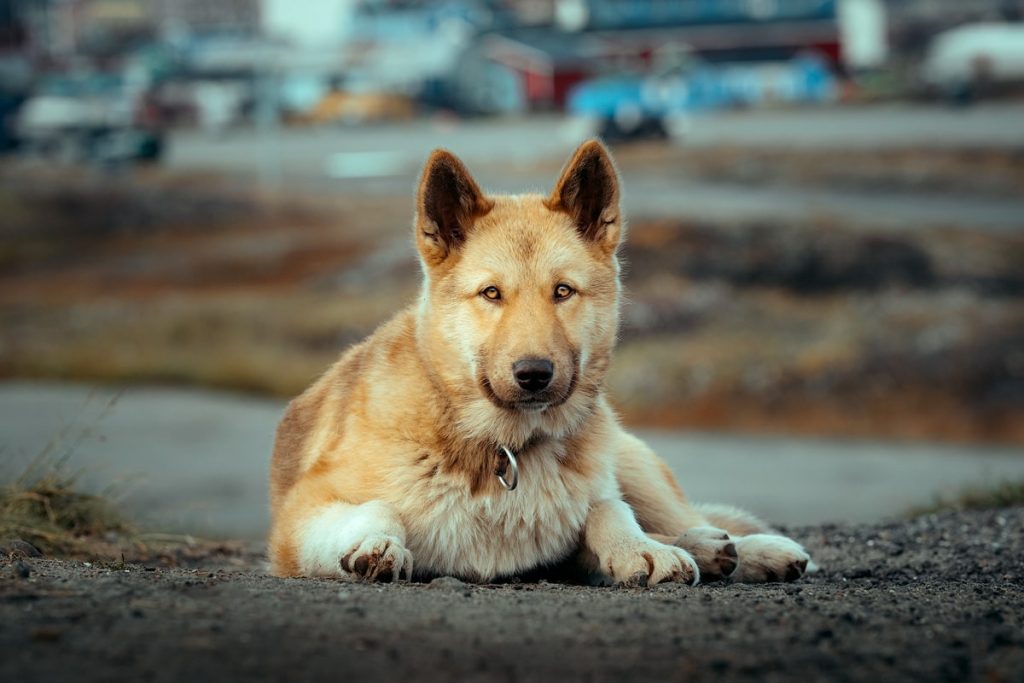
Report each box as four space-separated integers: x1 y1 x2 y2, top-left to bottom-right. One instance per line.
416 149 494 267
545 139 622 254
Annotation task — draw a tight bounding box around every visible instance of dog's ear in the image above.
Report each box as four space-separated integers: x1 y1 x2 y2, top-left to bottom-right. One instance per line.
415 149 493 266
545 139 622 254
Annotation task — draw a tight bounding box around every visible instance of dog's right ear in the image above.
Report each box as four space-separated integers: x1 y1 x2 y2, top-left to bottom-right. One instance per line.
415 149 493 267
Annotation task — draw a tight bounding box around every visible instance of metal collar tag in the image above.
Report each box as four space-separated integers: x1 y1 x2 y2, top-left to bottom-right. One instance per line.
495 445 519 491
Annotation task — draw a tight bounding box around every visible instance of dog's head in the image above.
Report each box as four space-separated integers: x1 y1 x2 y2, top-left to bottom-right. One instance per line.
414 140 623 426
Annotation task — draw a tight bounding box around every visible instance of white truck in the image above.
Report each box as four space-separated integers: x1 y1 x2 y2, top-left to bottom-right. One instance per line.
16 73 163 163
923 23 1024 101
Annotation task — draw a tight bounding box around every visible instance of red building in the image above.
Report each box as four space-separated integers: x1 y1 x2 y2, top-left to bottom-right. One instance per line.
475 15 841 112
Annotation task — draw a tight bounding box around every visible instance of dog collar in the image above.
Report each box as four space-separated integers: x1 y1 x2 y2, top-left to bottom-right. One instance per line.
494 445 519 491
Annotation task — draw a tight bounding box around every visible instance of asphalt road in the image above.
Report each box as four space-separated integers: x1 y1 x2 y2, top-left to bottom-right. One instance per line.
676 102 1024 149
167 104 1024 175
165 103 1024 231
1 382 1022 540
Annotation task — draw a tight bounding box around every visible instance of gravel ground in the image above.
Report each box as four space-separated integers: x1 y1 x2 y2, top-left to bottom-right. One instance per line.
2 508 1023 682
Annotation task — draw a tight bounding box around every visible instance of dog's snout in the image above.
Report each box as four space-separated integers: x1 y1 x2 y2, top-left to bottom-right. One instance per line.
513 358 554 393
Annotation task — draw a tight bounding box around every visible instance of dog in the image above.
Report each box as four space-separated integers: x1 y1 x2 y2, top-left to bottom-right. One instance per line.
268 140 812 586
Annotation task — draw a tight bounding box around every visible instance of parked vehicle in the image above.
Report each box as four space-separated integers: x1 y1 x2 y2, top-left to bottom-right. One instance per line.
0 89 26 152
0 56 31 153
923 23 1024 103
568 51 836 140
16 73 163 163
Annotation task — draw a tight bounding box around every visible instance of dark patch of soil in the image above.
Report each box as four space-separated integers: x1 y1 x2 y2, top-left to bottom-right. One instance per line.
611 145 1024 199
2 509 1022 682
623 218 1024 296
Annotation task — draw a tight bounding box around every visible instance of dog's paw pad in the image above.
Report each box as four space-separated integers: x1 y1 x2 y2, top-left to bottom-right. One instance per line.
339 534 412 582
784 558 808 582
605 541 698 587
730 534 811 584
675 526 738 582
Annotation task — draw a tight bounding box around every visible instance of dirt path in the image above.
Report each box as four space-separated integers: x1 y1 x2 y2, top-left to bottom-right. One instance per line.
2 508 1022 682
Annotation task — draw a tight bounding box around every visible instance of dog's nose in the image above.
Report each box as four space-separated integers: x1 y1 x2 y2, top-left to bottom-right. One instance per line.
513 358 554 393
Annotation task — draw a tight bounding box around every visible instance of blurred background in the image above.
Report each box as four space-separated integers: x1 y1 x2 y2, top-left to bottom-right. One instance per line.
1 0 1023 540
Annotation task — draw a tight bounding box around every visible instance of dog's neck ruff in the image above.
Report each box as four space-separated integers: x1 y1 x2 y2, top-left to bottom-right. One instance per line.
494 445 519 491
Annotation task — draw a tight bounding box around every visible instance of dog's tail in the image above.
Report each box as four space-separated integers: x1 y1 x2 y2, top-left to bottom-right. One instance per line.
694 503 773 536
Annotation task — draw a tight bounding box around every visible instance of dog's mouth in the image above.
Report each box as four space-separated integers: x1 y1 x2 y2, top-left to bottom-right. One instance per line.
515 398 550 411
479 366 579 413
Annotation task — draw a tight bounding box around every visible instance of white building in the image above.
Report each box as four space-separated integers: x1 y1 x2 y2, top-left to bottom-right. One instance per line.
260 0 355 46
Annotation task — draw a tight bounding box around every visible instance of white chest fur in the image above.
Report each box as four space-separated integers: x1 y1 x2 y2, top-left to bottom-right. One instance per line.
395 449 598 581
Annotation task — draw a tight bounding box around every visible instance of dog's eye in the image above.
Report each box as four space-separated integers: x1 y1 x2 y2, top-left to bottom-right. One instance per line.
481 286 502 301
554 284 575 301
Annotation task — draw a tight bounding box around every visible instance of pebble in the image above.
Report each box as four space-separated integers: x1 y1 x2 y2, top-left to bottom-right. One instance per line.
428 576 469 591
14 560 31 579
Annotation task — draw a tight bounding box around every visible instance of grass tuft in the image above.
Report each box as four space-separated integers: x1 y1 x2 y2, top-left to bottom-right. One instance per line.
1 394 135 556
1 395 255 568
0 455 132 556
1 395 153 561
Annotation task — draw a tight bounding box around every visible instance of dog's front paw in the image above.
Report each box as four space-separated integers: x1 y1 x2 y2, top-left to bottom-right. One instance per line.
730 534 810 583
602 539 699 587
339 534 413 582
674 526 738 582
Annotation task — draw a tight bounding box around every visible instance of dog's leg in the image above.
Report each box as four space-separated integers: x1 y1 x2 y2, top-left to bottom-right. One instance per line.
613 430 709 533
269 476 412 580
581 497 699 586
614 429 813 583
679 505 814 582
612 430 738 580
694 503 772 537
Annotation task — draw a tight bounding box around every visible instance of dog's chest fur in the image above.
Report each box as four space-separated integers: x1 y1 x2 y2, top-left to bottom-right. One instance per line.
395 443 599 581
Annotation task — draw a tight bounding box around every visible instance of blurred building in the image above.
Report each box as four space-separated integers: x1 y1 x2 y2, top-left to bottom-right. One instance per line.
150 0 261 38
0 0 89 58
0 0 261 60
885 0 1023 23
553 0 837 32
261 0 354 46
1 0 145 59
839 0 887 70
455 0 845 113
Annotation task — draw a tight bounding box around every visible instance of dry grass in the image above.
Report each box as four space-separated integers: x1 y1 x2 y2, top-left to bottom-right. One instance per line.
0 288 411 396
0 396 253 566
0 457 131 557
0 395 135 557
909 481 1024 517
0 455 256 567
611 144 1024 198
0 453 255 565
1 161 1022 443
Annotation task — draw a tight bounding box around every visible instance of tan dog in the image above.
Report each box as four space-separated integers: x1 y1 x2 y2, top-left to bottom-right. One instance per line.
268 140 812 586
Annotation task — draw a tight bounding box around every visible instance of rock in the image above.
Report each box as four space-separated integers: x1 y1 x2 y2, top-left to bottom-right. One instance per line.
1 539 43 559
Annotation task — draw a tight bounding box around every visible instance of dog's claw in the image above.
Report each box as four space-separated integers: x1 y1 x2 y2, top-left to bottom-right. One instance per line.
620 571 649 588
336 534 413 583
